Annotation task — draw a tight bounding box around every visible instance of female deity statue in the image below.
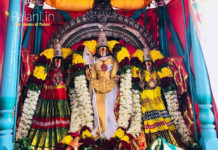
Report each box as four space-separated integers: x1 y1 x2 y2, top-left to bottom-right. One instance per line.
89 29 119 139
140 57 183 148
27 42 71 149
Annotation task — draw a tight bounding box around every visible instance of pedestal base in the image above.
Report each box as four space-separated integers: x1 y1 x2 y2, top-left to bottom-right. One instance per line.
200 138 218 150
0 130 13 150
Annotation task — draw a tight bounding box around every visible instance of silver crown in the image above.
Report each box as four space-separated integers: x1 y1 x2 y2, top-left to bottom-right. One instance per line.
97 28 108 48
143 46 151 61
54 39 62 57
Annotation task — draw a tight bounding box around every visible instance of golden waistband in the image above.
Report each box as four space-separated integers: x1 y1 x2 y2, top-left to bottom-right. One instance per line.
43 84 66 89
96 70 111 79
92 78 115 93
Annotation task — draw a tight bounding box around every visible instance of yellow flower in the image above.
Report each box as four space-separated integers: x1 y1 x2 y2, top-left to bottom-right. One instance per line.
72 53 85 65
150 49 164 62
82 130 92 139
144 70 157 83
107 40 119 53
40 48 54 61
83 40 97 54
131 66 139 78
61 135 73 145
116 47 130 63
121 135 130 143
132 49 144 62
113 128 125 139
33 66 47 80
141 106 146 113
62 48 72 59
158 67 173 79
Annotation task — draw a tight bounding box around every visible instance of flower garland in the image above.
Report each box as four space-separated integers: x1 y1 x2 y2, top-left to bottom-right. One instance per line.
69 45 94 133
16 48 73 141
116 47 130 63
74 75 93 129
68 88 82 133
71 45 86 77
58 126 93 148
110 128 133 149
132 49 144 63
82 40 97 55
16 90 40 140
164 90 192 144
150 49 193 145
127 49 143 138
127 89 142 137
62 48 73 59
78 126 95 148
112 43 133 130
107 40 119 53
118 70 132 128
40 48 54 61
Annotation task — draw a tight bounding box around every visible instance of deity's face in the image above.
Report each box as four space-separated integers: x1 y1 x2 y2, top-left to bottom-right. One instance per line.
99 46 107 57
54 58 62 68
145 61 152 71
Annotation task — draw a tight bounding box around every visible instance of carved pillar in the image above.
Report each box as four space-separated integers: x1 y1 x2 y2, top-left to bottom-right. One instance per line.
190 15 218 150
0 0 21 149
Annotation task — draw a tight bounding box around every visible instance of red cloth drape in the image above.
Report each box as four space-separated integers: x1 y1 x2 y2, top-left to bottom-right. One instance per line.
0 0 9 88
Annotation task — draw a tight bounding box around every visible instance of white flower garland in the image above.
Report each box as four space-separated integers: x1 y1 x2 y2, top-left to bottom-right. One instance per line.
73 75 94 130
68 88 82 133
127 89 142 138
16 90 40 140
68 88 77 110
118 69 133 128
164 90 193 145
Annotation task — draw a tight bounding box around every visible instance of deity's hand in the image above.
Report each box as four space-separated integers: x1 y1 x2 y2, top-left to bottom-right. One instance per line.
139 81 145 89
113 75 120 82
86 68 91 80
137 70 141 78
137 70 144 89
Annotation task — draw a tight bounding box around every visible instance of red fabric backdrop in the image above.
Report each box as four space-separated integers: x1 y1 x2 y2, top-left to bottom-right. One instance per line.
0 0 9 88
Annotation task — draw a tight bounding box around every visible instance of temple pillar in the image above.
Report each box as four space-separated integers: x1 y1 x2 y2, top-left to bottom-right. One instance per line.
0 0 21 149
190 15 218 150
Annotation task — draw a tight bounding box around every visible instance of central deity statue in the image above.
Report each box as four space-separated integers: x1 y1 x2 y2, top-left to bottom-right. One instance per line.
89 29 119 139
65 27 137 149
